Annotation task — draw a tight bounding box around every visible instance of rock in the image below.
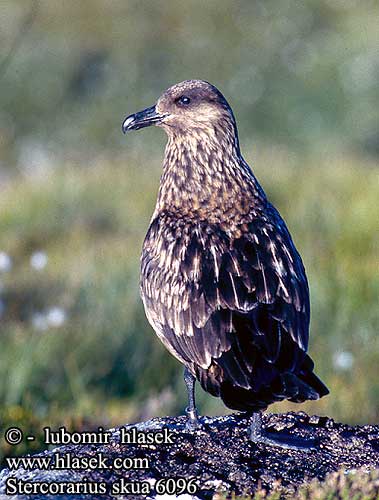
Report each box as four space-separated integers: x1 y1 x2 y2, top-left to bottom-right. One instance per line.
1 412 379 499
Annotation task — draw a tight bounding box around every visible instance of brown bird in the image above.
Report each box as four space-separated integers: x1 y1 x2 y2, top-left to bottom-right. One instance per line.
122 80 328 448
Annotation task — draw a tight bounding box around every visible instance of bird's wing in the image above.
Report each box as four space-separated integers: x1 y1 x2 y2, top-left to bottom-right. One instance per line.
141 207 310 379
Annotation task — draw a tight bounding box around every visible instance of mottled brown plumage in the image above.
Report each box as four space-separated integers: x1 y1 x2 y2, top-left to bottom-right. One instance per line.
122 80 328 426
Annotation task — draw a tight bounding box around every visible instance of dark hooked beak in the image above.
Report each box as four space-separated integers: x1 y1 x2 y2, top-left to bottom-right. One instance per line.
122 105 166 134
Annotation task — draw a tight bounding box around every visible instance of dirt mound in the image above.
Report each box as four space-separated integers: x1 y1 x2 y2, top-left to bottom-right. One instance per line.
1 412 379 499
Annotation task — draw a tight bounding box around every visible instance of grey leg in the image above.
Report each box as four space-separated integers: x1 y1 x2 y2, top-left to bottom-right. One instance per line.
250 412 264 441
184 367 199 428
250 412 316 451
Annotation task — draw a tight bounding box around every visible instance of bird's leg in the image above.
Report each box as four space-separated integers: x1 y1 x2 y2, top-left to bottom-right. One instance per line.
250 412 316 451
184 367 200 429
250 412 265 441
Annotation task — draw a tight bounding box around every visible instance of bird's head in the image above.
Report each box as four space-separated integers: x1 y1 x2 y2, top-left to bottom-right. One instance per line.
122 80 237 139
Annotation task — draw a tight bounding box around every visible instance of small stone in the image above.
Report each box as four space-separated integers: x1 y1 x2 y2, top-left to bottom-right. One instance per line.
309 415 320 425
325 418 335 429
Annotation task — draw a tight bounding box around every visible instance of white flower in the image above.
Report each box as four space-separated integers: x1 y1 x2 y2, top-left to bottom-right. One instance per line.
32 308 67 330
333 351 354 371
30 251 48 270
46 307 66 327
32 313 49 331
0 252 12 272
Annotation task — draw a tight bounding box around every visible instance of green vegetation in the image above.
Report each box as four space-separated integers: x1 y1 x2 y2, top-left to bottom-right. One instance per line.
1 0 378 165
216 469 379 499
0 152 377 440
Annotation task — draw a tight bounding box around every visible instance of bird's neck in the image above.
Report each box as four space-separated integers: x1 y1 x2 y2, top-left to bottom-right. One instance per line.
155 128 266 220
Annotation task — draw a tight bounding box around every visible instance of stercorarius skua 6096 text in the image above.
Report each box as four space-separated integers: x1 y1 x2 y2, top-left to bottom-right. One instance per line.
122 80 328 448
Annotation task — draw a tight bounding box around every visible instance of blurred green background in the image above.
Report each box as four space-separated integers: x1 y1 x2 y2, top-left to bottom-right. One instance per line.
0 0 378 460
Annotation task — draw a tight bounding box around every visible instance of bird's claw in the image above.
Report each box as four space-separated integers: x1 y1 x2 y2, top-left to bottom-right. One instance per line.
185 407 201 430
251 430 317 452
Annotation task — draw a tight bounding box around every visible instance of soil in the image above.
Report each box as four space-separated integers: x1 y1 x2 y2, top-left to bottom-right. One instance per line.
1 412 379 499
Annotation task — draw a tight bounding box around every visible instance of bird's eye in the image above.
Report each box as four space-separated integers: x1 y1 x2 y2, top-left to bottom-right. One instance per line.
177 95 191 106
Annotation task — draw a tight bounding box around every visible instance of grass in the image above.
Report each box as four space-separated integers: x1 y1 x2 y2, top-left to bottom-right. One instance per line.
215 469 379 499
1 0 378 159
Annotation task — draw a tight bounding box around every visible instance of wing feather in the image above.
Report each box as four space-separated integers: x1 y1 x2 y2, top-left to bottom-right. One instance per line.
141 207 310 390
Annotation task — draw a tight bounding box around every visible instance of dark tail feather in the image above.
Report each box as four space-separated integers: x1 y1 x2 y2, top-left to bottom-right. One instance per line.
295 354 329 399
195 354 329 411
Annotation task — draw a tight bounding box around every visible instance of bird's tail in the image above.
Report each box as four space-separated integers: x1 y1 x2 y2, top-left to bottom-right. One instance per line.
286 354 329 403
196 353 329 411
